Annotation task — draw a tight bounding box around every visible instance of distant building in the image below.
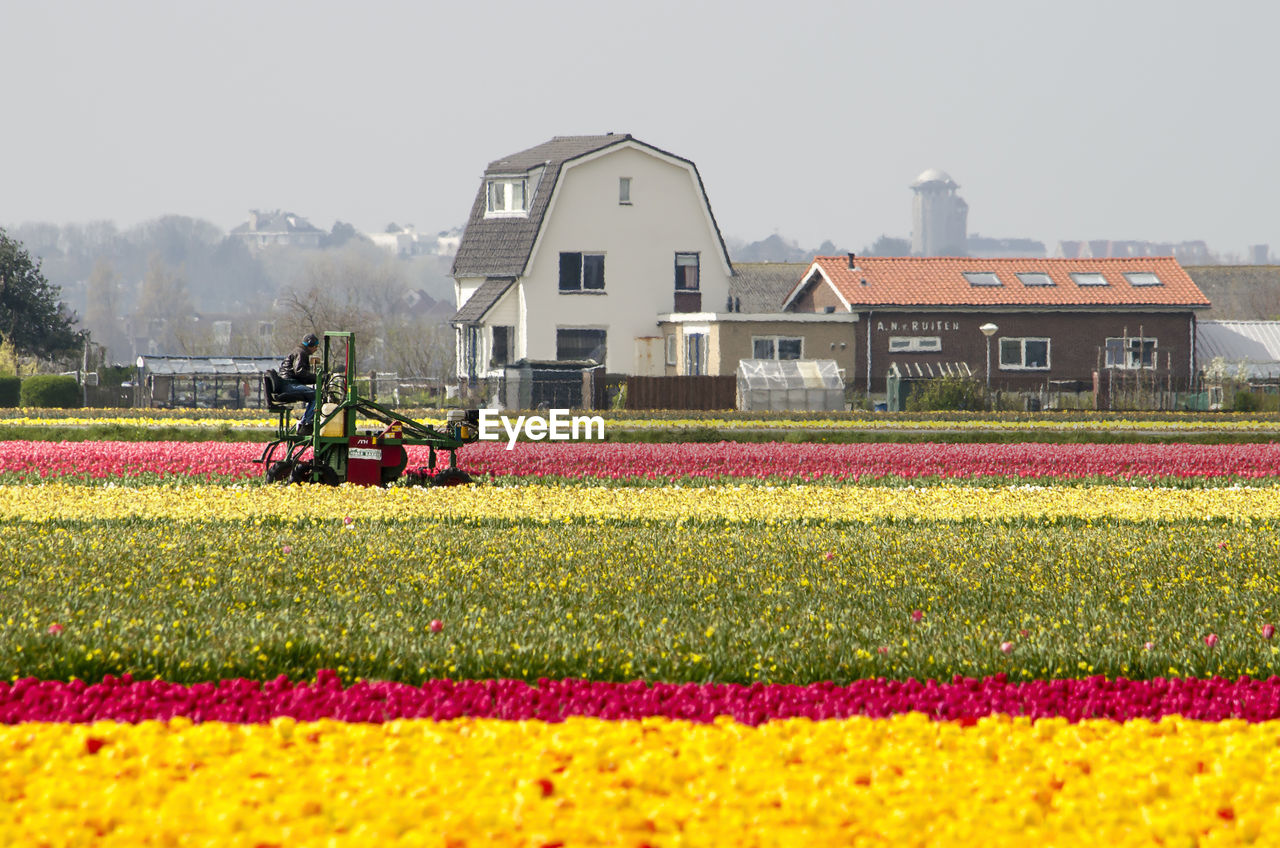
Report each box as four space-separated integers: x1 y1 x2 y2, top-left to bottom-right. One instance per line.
369 225 463 257
435 227 462 256
230 210 324 250
966 234 1047 259
910 169 968 256
1247 244 1271 265
1055 239 1212 264
368 225 431 257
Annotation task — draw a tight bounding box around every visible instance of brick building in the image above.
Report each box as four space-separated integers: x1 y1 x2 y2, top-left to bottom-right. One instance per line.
783 256 1210 394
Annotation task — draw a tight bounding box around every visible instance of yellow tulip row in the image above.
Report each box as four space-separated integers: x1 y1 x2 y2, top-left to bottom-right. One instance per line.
4 714 1276 847
5 413 1278 433
0 415 396 430
4 482 1280 523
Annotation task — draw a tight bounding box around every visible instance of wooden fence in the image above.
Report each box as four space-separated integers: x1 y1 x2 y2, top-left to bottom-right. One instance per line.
625 376 737 410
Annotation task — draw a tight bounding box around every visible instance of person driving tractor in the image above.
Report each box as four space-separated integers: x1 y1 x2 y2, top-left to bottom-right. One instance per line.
277 332 320 435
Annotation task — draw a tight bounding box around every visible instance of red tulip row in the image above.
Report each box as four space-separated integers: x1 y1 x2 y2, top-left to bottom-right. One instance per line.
6 673 1280 725
4 440 1280 480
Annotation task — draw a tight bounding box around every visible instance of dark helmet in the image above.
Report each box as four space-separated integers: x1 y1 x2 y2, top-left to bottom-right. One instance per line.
302 333 320 349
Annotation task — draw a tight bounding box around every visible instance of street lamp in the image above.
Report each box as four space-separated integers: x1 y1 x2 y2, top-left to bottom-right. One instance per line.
979 323 998 390
135 356 146 408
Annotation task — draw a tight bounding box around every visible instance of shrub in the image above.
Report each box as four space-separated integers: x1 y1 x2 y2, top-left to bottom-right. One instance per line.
99 366 133 388
20 375 81 408
905 376 989 412
0 376 19 407
1232 390 1261 412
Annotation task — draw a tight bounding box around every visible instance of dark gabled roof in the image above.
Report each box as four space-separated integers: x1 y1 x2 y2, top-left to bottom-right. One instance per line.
1185 265 1280 320
451 134 733 281
452 135 629 278
729 263 809 313
451 277 515 324
229 209 323 235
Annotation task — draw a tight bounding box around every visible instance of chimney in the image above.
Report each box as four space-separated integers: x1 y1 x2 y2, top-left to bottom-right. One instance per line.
847 252 856 269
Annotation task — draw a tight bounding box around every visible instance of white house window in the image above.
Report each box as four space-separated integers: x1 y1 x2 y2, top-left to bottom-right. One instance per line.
1070 272 1108 287
556 328 607 364
753 336 803 360
888 336 942 353
675 253 700 291
963 272 1002 287
999 337 1050 370
685 332 708 375
484 178 529 217
491 326 512 368
257 321 274 339
559 252 606 292
1105 337 1157 369
619 177 631 204
665 334 677 366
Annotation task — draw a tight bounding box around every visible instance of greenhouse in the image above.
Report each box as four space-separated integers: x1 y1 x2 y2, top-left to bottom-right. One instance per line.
736 359 846 411
140 356 278 409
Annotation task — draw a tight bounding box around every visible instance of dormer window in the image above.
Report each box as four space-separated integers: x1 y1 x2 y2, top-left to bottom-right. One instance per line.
485 178 529 217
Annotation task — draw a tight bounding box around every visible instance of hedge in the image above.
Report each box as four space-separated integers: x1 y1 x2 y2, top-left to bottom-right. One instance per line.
0 377 19 407
19 375 81 409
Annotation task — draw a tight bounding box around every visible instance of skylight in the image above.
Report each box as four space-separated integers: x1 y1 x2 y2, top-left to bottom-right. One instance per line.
1070 272 1108 287
1123 272 1162 287
1016 272 1054 287
963 272 1002 287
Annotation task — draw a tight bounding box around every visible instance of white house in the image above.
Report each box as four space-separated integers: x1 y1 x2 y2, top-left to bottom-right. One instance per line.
229 210 325 250
450 134 734 381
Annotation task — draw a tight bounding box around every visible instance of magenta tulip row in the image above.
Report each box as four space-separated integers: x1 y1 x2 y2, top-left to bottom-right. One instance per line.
6 673 1280 724
5 440 1280 480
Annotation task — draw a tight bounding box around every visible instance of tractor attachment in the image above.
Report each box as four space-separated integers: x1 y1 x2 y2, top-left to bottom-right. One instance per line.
255 331 480 486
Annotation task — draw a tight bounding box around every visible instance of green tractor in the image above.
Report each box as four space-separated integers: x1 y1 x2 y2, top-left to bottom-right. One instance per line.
255 331 479 486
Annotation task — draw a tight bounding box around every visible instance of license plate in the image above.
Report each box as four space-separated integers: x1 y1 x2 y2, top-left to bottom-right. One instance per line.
349 448 381 460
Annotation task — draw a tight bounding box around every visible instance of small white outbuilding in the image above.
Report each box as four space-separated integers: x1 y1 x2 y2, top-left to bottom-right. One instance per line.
736 359 846 412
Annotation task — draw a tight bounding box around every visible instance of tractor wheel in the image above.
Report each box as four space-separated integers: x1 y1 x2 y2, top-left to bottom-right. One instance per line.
400 468 432 487
265 460 295 484
290 462 339 486
432 468 473 487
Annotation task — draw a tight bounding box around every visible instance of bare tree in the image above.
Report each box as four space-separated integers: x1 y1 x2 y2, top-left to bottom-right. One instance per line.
382 318 454 379
272 244 416 369
83 258 128 362
133 254 195 354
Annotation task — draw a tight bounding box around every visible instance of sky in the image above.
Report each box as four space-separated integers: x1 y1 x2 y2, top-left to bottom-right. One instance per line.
4 0 1278 258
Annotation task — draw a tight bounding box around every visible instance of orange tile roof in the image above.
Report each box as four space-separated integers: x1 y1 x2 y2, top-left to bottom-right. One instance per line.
794 256 1210 310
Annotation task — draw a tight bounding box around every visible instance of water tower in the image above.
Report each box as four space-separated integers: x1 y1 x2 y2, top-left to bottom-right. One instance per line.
910 169 968 256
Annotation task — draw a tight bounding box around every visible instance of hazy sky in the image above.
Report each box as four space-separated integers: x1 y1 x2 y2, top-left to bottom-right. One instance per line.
5 0 1278 256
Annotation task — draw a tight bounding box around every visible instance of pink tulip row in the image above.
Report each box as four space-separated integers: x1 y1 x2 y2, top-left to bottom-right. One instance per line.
458 441 1280 480
6 673 1280 724
0 441 261 479
4 440 1280 480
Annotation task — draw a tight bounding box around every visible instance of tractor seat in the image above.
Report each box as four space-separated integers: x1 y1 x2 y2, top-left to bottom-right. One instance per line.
262 369 303 413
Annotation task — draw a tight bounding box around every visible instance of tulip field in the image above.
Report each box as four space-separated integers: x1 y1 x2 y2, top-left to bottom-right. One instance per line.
4 431 1280 845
